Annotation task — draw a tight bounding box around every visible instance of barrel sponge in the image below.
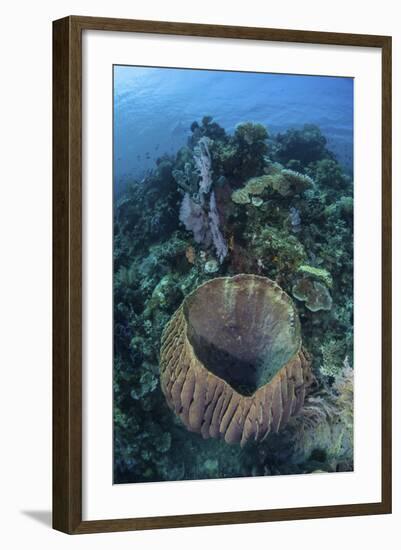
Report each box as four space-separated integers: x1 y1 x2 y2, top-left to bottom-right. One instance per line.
160 274 312 446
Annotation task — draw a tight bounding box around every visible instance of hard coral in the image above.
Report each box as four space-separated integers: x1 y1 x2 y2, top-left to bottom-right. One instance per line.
173 162 199 197
231 175 271 205
275 124 330 166
282 358 354 471
250 226 307 281
234 121 268 146
292 277 332 312
319 339 347 378
231 187 251 205
231 122 269 179
231 169 312 204
189 116 226 145
280 169 314 193
297 265 333 288
251 197 264 207
308 158 350 193
270 169 313 196
245 175 272 195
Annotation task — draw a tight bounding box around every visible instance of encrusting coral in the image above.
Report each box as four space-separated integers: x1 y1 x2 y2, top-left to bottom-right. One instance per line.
292 277 333 312
160 275 313 446
231 170 313 204
297 265 333 288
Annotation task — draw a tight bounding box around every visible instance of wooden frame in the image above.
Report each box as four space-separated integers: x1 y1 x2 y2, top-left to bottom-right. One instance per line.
53 15 392 534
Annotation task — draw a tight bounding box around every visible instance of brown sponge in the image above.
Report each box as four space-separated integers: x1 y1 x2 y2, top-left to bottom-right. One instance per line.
160 274 312 447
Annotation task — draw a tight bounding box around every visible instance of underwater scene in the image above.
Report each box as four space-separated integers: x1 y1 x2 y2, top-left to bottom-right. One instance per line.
113 66 354 484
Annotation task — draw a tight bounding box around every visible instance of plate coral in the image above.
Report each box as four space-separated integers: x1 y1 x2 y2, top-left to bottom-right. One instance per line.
160 275 313 446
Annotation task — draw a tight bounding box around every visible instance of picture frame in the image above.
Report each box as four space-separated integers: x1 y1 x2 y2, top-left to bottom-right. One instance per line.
53 15 392 534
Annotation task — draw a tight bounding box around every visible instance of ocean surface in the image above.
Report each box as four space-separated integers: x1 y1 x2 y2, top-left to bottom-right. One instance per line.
113 66 353 193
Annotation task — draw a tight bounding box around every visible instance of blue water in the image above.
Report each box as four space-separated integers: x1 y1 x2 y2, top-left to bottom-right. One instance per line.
114 66 353 192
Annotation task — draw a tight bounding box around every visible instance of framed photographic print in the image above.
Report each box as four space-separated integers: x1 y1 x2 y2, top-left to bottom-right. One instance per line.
53 16 392 534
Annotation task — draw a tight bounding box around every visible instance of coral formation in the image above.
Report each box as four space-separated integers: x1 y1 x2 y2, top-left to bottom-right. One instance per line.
292 277 333 312
231 187 251 205
281 358 353 471
309 158 350 195
319 339 347 378
173 162 199 197
275 124 331 166
268 169 313 196
297 265 333 288
204 259 219 273
245 175 272 195
113 114 354 483
160 275 313 446
280 169 314 193
289 207 301 233
251 197 264 207
230 169 313 206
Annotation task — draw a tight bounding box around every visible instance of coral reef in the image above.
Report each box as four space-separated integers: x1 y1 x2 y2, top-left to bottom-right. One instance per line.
113 115 354 483
204 259 219 273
